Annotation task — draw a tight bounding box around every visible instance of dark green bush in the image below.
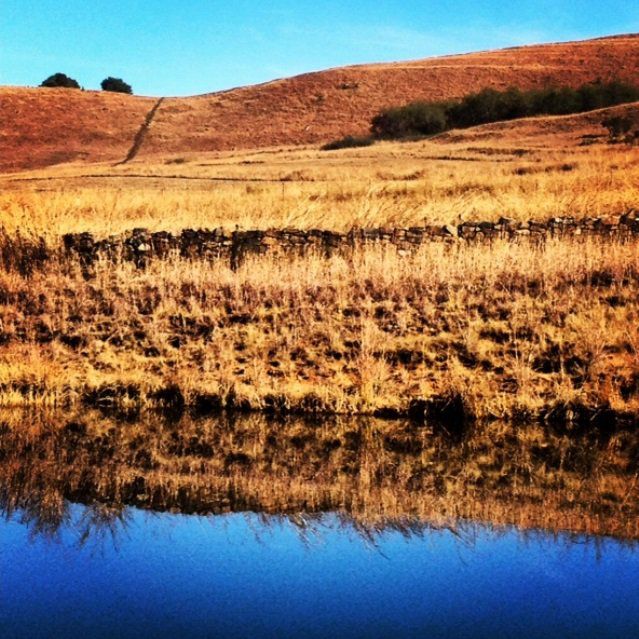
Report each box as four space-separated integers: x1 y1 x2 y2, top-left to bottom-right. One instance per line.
448 88 527 126
40 73 80 89
371 102 448 139
101 77 133 94
321 135 374 151
602 115 634 139
370 80 639 140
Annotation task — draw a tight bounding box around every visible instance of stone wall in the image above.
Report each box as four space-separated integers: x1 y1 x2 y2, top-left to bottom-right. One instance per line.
59 212 639 270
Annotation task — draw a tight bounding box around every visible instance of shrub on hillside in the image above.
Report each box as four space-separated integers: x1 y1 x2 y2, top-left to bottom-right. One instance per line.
101 77 133 94
525 86 582 116
40 73 80 89
371 102 448 139
602 115 634 140
448 87 530 127
321 135 375 151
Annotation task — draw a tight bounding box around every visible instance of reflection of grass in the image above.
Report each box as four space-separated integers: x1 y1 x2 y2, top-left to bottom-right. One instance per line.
0 409 637 542
0 236 637 420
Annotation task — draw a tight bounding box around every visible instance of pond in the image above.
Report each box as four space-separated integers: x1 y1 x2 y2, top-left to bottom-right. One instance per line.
0 409 638 638
2 508 639 639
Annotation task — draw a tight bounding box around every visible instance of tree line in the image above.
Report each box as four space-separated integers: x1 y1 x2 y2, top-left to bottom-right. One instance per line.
323 80 639 149
371 81 639 138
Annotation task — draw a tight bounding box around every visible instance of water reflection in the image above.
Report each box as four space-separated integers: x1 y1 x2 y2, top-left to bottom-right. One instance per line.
1 409 639 638
0 408 638 542
2 507 639 639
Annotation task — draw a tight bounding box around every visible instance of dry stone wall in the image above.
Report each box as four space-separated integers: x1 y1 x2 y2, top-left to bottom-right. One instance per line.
60 212 639 270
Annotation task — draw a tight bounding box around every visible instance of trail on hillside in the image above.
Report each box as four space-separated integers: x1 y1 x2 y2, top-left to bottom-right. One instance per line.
116 97 164 165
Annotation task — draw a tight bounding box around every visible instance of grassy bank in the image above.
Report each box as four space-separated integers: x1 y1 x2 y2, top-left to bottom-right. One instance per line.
0 235 637 423
0 116 637 426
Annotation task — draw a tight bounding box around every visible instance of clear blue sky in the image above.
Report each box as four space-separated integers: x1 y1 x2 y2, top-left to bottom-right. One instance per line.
3 1 638 97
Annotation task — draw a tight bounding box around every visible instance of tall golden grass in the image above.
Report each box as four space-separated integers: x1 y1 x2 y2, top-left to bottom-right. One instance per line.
0 236 636 418
1 140 637 236
0 127 637 421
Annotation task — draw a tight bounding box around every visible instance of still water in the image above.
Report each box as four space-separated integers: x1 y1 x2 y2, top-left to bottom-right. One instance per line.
1 506 638 639
1 408 639 638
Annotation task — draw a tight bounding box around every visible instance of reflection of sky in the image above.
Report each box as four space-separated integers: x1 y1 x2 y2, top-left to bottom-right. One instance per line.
1 507 638 639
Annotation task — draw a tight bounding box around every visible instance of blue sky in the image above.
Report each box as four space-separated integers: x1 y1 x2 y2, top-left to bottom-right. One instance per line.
3 1 638 96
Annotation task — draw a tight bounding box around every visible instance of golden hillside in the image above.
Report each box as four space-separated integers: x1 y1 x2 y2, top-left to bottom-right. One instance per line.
1 33 639 171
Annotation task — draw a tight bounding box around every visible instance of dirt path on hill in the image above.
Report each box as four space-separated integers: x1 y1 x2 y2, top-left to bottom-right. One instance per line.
116 97 165 165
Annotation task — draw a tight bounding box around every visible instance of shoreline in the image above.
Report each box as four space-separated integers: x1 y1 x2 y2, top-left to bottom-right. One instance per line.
0 386 637 432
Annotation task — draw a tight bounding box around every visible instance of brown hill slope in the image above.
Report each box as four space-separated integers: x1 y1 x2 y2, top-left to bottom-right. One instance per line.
143 33 639 155
0 88 155 171
1 33 639 171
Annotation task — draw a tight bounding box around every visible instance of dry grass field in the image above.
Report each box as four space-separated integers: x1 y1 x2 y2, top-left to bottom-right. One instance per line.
2 102 638 236
0 117 638 422
0 37 638 426
0 234 637 422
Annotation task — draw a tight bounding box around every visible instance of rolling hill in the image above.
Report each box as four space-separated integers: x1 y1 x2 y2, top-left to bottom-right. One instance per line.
1 33 639 171
0 88 155 171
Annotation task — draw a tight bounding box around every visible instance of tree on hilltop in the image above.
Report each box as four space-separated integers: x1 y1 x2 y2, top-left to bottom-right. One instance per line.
40 73 80 89
101 77 133 94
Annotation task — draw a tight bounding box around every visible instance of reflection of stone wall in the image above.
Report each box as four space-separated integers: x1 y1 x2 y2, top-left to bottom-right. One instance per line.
61 212 639 269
